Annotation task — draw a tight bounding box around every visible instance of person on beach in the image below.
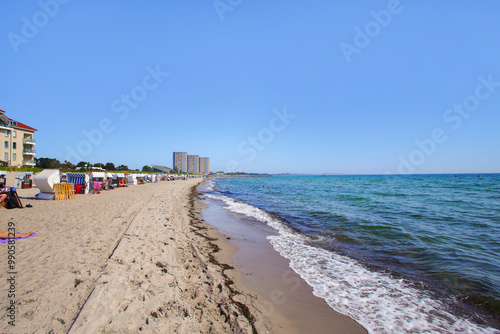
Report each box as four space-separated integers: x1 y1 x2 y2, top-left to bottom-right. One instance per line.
0 193 7 208
1 188 23 208
0 231 35 239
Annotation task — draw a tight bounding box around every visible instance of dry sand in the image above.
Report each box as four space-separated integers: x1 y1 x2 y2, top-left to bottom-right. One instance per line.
0 173 365 333
0 174 289 333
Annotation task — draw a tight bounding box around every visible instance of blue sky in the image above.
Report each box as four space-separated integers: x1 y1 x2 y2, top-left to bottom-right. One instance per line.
1 1 499 174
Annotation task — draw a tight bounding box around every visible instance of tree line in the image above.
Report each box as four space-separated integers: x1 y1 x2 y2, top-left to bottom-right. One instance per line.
34 158 154 172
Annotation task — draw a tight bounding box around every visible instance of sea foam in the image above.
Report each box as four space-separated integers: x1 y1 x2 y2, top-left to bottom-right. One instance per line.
203 191 498 334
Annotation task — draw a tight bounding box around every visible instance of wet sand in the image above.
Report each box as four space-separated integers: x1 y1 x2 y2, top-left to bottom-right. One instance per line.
200 186 367 334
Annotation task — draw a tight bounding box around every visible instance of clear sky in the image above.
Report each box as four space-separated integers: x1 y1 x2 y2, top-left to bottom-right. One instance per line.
1 1 499 174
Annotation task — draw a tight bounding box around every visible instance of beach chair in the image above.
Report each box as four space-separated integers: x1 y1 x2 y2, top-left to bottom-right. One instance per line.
90 172 106 182
22 172 33 189
33 169 61 200
105 173 114 190
0 172 6 187
14 172 33 189
14 173 24 189
89 172 106 193
66 173 90 194
114 173 127 187
127 174 137 185
111 173 118 187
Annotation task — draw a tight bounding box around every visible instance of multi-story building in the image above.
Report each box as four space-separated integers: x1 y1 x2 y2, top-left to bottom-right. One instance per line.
199 157 210 174
0 109 37 167
187 154 199 174
173 152 187 172
174 151 210 174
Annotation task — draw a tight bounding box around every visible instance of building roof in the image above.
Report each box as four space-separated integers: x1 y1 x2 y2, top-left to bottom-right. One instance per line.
151 165 173 173
0 109 37 132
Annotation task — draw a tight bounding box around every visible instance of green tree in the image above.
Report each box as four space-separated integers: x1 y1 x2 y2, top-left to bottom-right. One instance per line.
48 159 61 169
104 162 116 171
36 157 61 169
60 160 75 169
142 165 153 172
117 164 129 171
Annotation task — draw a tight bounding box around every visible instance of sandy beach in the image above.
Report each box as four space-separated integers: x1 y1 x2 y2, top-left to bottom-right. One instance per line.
0 173 365 333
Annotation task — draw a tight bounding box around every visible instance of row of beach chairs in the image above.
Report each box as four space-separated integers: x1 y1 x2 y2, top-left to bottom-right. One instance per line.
32 170 177 200
1 170 192 201
0 171 33 189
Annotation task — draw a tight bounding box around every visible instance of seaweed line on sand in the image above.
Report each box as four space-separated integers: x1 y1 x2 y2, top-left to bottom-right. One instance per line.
188 185 258 334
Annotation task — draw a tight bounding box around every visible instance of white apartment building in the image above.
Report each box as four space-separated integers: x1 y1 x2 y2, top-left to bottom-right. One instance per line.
199 157 210 174
187 155 199 174
0 109 37 167
173 152 188 172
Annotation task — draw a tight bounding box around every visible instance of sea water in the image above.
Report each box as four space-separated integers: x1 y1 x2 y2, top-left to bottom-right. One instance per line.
200 174 500 333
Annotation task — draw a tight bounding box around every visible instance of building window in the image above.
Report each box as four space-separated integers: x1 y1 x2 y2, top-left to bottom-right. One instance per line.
4 152 8 161
4 141 7 149
12 153 16 161
13 131 16 138
4 130 8 137
13 142 16 149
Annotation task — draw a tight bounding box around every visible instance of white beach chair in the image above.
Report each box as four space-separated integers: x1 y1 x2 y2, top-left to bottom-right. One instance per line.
127 174 137 185
89 172 106 192
14 172 33 189
33 169 61 200
114 173 127 187
0 171 7 187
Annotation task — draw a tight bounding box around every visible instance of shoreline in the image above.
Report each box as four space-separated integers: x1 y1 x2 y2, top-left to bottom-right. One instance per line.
189 184 294 333
197 181 367 334
201 175 500 333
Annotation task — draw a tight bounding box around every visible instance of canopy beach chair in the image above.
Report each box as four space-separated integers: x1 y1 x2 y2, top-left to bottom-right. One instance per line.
112 173 127 187
105 173 114 190
67 173 90 194
89 172 107 192
0 171 6 187
127 174 137 185
34 169 61 200
14 172 33 189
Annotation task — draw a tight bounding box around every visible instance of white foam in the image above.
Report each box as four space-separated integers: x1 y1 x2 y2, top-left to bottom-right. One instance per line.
269 235 498 333
203 191 498 334
204 193 300 239
206 180 215 191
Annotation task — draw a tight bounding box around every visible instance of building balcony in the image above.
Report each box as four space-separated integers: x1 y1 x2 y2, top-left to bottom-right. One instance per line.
23 138 36 145
23 149 36 155
23 161 36 166
0 122 12 130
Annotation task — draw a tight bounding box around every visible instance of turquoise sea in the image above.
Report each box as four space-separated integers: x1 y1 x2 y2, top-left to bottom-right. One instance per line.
201 174 500 333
